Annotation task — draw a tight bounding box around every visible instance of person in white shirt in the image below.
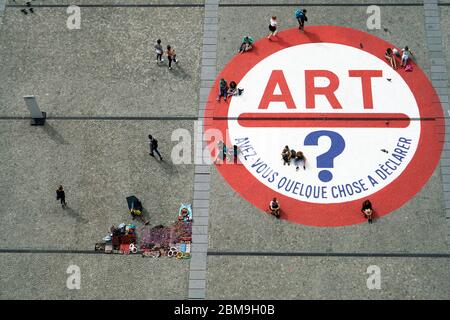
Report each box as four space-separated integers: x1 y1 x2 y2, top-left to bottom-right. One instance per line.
401 46 413 67
154 39 164 63
267 16 278 39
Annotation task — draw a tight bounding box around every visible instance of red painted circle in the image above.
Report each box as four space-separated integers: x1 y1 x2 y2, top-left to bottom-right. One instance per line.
204 26 444 227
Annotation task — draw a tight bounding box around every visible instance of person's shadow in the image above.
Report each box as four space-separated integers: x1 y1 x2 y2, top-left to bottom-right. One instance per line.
170 64 192 80
64 206 89 223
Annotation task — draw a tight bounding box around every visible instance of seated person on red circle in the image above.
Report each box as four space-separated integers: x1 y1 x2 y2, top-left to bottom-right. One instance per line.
217 78 228 102
269 197 280 218
238 36 253 53
227 81 244 97
361 199 373 224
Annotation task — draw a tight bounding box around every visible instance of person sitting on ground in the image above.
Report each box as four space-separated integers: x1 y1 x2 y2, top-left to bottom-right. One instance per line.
290 148 296 163
217 78 228 102
294 151 307 171
269 197 280 218
281 146 291 165
361 199 374 224
238 36 253 53
385 48 397 69
227 81 244 97
401 46 414 67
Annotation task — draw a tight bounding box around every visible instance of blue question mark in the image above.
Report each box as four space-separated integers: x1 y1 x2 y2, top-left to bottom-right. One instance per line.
304 130 346 183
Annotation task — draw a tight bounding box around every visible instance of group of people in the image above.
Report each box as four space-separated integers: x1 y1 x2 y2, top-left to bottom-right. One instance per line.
217 78 244 102
268 197 374 223
216 141 240 163
384 46 414 70
154 39 178 70
281 146 307 171
267 9 308 39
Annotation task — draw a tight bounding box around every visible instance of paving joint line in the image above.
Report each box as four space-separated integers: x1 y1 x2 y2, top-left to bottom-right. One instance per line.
6 3 205 8
219 2 427 7
1 248 449 259
208 251 450 258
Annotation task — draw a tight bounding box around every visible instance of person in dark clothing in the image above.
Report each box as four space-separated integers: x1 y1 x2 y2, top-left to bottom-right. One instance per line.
282 145 291 165
269 197 280 218
217 78 228 102
148 135 163 160
238 36 253 53
294 151 307 171
233 145 240 164
295 9 308 31
56 185 67 208
361 199 373 224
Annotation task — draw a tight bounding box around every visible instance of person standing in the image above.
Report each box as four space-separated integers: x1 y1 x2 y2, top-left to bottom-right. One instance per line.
154 39 164 63
166 45 178 70
148 135 163 161
295 9 308 32
217 78 228 102
267 16 278 39
56 185 67 209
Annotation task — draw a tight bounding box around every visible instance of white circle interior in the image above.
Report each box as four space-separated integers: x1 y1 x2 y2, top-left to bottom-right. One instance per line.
227 43 420 204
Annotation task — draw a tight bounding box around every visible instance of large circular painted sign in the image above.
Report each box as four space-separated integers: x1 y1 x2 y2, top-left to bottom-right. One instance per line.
204 26 444 227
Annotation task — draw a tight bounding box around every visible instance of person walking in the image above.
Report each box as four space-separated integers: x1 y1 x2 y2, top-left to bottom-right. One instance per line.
267 16 278 39
295 9 308 32
148 135 163 161
154 39 164 63
56 185 67 209
166 45 178 70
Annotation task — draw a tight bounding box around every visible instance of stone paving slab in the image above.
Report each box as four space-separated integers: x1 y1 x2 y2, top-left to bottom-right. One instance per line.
0 253 189 299
207 256 450 299
0 120 194 249
0 6 203 117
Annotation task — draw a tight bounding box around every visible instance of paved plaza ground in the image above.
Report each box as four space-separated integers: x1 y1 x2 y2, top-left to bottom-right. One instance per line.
0 0 449 300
